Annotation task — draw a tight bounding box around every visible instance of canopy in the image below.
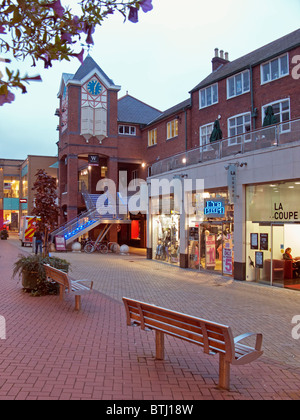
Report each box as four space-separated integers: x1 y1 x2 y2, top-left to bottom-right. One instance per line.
210 119 223 142
263 106 277 127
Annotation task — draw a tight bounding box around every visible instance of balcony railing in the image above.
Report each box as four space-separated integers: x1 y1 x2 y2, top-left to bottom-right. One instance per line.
150 119 300 176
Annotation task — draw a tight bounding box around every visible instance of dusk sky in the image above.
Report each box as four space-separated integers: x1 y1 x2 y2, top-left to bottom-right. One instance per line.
1 0 300 160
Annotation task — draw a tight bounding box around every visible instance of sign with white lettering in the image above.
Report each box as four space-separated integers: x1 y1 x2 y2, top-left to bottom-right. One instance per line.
88 154 99 166
223 248 233 275
55 235 66 251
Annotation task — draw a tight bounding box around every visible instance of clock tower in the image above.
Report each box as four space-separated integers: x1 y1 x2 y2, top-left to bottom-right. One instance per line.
81 75 108 143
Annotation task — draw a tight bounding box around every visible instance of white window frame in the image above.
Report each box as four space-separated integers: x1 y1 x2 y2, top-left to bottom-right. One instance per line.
260 53 289 85
148 128 157 147
262 98 291 132
199 122 214 150
167 119 178 140
199 83 218 109
132 169 138 187
118 125 136 136
227 70 250 99
227 112 251 145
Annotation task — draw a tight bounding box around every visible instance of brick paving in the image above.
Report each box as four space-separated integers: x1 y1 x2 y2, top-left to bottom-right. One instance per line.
0 234 300 400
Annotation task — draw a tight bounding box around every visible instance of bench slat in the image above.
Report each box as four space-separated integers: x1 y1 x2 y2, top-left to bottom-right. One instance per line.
125 300 229 354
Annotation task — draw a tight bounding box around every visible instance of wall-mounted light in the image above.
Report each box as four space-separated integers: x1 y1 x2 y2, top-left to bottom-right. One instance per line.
141 162 146 168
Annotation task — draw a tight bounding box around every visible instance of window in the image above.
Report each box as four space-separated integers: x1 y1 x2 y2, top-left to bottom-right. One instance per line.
262 99 290 132
228 113 251 144
199 84 218 108
227 70 250 98
148 128 157 147
3 178 20 198
200 123 214 149
167 119 178 139
261 54 289 84
118 125 136 136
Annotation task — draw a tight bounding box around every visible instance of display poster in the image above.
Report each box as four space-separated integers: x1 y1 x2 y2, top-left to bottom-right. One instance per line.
255 251 264 268
223 247 233 275
260 233 268 250
205 235 216 268
250 233 258 249
189 227 199 241
55 235 66 251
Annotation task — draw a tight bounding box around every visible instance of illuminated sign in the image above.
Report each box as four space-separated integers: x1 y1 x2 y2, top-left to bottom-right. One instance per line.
204 200 225 216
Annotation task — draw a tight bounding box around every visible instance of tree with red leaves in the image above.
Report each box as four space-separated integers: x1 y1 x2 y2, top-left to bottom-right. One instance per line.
32 169 59 255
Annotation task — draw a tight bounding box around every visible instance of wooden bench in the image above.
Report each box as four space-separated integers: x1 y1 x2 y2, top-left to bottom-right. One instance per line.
122 297 263 390
44 264 93 311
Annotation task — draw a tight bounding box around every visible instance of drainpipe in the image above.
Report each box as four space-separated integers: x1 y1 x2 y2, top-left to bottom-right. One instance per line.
250 65 257 130
185 109 188 151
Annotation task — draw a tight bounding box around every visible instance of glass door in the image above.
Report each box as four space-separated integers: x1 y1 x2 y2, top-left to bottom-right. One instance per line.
270 223 285 287
195 221 234 275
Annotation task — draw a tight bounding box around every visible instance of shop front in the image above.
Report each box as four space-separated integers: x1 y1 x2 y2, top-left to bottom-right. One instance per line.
246 180 300 290
152 213 180 265
187 191 234 275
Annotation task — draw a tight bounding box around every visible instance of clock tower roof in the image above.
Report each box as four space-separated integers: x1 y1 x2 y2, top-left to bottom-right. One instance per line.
73 55 117 88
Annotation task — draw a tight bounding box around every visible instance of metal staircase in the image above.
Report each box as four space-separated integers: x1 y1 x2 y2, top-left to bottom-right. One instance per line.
51 183 130 245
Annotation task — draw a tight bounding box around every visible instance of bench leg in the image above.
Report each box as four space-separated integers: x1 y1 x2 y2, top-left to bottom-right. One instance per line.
59 285 65 301
75 295 81 311
218 353 230 390
155 330 164 360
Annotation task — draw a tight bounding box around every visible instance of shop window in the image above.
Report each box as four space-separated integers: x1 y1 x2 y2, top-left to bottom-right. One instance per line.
131 220 140 240
3 178 20 198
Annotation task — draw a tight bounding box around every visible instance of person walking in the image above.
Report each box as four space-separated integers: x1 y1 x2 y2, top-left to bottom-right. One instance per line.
34 227 43 254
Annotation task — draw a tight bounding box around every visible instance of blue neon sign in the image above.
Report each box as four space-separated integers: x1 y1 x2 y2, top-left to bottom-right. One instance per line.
204 200 225 216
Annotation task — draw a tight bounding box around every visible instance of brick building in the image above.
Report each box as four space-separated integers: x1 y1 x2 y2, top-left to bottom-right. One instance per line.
56 29 300 289
0 156 57 231
56 55 161 247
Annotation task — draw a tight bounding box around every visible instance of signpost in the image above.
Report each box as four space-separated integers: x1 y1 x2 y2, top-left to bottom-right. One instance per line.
55 235 66 251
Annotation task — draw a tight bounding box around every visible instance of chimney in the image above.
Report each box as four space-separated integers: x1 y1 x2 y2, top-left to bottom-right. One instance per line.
212 48 230 72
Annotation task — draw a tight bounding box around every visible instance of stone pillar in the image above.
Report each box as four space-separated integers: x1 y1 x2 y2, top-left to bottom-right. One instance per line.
66 154 78 221
233 183 246 280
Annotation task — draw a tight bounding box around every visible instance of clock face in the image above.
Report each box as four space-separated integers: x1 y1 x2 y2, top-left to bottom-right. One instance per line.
87 79 102 95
